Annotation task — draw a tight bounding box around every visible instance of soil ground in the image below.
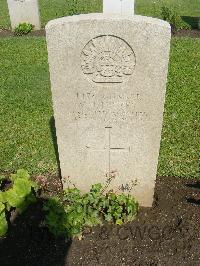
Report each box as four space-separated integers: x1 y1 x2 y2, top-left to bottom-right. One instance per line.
0 29 199 38
0 175 199 265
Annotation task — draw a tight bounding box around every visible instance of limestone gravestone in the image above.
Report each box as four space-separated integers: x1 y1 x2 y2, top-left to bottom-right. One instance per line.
103 0 134 15
46 14 171 207
7 0 41 30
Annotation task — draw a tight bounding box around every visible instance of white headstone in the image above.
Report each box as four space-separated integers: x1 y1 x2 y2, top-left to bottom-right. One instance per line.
103 0 134 15
7 0 41 30
46 14 171 207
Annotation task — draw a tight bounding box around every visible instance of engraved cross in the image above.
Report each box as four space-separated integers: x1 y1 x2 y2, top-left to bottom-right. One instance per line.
86 126 131 177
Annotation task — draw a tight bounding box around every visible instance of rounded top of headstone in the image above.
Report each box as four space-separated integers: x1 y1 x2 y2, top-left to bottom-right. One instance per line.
45 14 171 31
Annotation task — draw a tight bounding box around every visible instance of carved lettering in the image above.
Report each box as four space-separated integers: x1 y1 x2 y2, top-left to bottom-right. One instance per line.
70 91 149 123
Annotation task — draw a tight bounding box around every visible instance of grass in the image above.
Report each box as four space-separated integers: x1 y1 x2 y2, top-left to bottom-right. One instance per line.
0 37 56 174
39 0 102 27
0 37 199 178
0 0 199 29
136 0 200 18
158 38 200 178
0 0 10 28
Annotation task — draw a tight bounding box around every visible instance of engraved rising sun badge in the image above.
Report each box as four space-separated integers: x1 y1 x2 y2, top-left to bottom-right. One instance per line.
81 35 136 83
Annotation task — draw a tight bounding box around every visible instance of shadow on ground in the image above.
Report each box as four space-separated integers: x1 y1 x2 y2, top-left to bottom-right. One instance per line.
186 181 200 206
49 116 61 177
181 16 200 29
0 200 71 266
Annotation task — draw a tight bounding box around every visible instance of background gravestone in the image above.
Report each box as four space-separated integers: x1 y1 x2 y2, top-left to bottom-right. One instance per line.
7 0 41 30
103 0 134 15
46 14 171 207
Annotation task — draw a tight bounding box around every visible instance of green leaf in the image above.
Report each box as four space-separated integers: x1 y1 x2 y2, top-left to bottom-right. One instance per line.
115 206 123 213
0 212 8 237
13 178 32 197
90 183 102 193
70 226 82 236
117 194 127 205
85 214 101 226
16 169 30 179
116 219 123 225
100 198 109 208
127 205 133 214
10 169 30 182
87 194 95 204
104 213 113 222
82 197 89 205
4 190 24 208
113 211 121 219
0 202 5 214
76 205 83 214
126 213 135 222
0 192 6 204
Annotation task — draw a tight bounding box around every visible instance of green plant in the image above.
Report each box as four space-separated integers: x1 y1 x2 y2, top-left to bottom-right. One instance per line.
14 22 34 36
0 202 7 236
160 5 191 30
44 183 138 238
0 169 38 237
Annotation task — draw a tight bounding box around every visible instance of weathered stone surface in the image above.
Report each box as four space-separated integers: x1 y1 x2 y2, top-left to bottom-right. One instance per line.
7 0 41 30
46 14 171 207
103 0 134 15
